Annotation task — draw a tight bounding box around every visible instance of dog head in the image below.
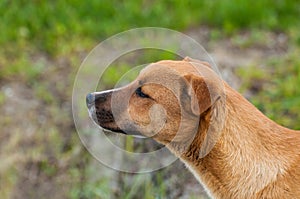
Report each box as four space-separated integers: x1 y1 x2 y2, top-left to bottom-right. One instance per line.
86 58 224 148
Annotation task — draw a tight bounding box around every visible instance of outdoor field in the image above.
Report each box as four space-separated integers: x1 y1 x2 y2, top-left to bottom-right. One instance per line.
1 1 300 198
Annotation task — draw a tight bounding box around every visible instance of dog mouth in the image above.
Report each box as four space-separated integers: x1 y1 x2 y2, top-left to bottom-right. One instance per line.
87 106 127 134
86 92 144 137
101 126 127 135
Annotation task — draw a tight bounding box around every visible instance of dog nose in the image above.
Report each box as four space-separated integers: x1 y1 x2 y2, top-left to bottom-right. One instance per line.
86 92 109 107
86 93 95 107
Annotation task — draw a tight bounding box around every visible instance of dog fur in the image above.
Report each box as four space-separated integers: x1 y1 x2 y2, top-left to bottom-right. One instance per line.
86 58 300 199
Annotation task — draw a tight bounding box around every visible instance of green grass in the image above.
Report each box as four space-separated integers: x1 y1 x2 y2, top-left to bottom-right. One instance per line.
238 50 300 130
1 0 300 81
1 0 300 53
200 0 300 33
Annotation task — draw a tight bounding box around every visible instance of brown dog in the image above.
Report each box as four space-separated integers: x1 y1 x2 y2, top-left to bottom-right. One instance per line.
86 58 300 199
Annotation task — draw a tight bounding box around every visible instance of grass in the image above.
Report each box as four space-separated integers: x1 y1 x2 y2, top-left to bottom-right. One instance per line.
1 0 300 54
238 49 300 130
1 0 300 199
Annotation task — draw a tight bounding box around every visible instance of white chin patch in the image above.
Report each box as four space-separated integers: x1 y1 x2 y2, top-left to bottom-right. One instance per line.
87 105 98 126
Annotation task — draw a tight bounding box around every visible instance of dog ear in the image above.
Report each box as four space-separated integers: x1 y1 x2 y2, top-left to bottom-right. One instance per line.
183 56 211 68
184 74 221 115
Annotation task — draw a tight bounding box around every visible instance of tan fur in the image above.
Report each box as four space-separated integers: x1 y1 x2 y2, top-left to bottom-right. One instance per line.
181 83 300 198
88 59 300 199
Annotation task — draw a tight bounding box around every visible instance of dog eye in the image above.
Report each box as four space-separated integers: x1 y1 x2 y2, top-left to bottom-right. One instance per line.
135 87 150 98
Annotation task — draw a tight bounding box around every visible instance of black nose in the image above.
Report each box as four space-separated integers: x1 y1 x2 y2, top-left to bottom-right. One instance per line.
86 93 95 107
86 92 109 107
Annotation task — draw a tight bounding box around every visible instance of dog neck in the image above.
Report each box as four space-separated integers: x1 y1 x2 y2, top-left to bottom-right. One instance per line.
174 85 300 199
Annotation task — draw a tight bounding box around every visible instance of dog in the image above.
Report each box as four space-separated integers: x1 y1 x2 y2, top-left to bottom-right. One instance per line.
86 57 300 199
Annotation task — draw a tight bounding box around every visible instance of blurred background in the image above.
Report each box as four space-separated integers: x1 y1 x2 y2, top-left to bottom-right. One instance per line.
1 0 300 198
